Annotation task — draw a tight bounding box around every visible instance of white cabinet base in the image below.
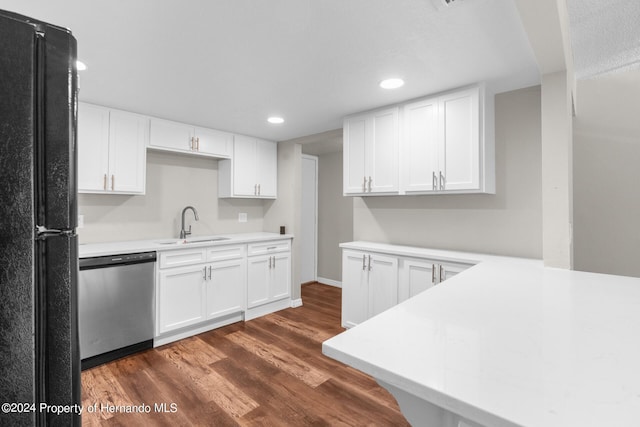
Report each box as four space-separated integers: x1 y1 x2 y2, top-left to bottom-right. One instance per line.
244 297 292 321
154 312 244 347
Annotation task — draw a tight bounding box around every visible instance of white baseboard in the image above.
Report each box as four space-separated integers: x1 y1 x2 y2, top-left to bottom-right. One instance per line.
290 298 303 308
317 277 342 288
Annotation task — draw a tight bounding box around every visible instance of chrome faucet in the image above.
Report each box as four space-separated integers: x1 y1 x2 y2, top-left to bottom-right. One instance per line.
180 206 199 239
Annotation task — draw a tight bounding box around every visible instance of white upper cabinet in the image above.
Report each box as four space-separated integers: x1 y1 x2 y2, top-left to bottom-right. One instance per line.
78 103 147 194
345 84 494 196
343 107 399 195
218 134 277 199
402 97 439 193
148 117 232 158
403 86 492 194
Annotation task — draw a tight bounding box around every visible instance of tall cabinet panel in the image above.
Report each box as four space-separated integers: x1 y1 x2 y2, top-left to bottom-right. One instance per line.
439 88 480 191
369 109 399 193
343 116 367 194
108 110 147 194
77 104 109 192
402 98 439 192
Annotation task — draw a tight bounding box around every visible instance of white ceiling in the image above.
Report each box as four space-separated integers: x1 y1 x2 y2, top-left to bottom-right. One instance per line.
1 0 540 142
567 0 640 79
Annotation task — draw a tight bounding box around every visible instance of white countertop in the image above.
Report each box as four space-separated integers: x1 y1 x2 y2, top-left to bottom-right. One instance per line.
78 232 293 258
323 259 640 427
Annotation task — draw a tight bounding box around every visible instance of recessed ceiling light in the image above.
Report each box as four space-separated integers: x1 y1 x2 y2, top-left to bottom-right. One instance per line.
380 78 404 89
267 116 284 124
76 60 87 71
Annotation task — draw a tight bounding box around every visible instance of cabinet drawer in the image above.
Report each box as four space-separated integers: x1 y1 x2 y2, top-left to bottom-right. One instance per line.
159 248 207 269
206 244 245 262
248 240 291 256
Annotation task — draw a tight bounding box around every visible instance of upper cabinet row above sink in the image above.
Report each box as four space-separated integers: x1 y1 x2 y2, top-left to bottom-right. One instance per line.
77 102 277 199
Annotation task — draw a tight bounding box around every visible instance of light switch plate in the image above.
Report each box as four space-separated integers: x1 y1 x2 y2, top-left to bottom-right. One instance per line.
78 215 84 228
238 212 247 223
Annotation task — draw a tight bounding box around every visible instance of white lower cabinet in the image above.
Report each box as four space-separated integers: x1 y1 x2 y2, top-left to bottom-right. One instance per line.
342 245 475 328
398 258 472 303
342 250 398 328
158 264 207 334
247 249 291 308
155 239 291 345
205 258 245 319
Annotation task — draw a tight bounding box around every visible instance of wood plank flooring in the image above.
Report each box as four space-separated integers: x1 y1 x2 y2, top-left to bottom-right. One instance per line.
81 282 410 426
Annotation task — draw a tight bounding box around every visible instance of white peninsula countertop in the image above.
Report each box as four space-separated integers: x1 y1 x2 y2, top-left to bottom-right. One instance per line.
79 232 293 258
323 257 640 427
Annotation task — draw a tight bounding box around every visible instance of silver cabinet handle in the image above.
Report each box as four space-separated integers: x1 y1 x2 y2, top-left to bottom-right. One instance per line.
203 266 207 280
367 255 372 271
269 256 272 269
258 184 261 195
432 264 436 284
254 184 258 195
196 137 200 151
440 265 444 283
190 136 195 150
432 172 437 191
363 176 367 192
208 265 212 280
439 171 445 190
111 174 115 191
273 256 276 268
368 176 372 192
103 173 107 190
362 254 366 270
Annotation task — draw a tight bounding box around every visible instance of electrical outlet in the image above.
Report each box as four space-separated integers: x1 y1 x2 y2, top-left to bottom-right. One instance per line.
238 212 247 223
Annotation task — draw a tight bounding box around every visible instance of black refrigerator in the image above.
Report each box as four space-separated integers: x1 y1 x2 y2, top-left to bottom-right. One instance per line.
0 9 81 427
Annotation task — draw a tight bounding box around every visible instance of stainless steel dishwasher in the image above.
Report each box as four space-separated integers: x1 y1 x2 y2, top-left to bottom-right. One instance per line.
79 251 156 370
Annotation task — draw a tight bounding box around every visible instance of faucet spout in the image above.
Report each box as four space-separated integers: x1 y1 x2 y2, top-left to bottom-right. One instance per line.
180 206 199 239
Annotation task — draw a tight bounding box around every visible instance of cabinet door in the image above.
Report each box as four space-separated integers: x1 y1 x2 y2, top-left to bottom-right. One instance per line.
255 138 277 198
403 98 439 193
368 254 398 318
401 259 437 301
206 259 245 319
196 126 232 158
247 255 270 308
158 265 207 334
341 251 369 328
270 252 291 301
78 103 110 192
149 118 195 152
368 108 399 193
438 262 471 283
343 115 367 194
108 110 147 194
439 88 480 191
232 135 258 196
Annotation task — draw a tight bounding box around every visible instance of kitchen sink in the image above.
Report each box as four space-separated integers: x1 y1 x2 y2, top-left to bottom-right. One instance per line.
155 237 230 245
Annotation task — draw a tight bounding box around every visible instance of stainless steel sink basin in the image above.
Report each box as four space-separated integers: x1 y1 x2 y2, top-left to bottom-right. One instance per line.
155 237 229 245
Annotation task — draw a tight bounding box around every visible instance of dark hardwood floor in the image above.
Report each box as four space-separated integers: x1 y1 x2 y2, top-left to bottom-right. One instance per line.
81 282 410 426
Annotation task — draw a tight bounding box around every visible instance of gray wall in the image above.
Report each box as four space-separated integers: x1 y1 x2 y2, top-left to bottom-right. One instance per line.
353 86 543 258
264 141 303 300
317 151 353 283
78 150 265 243
573 69 640 277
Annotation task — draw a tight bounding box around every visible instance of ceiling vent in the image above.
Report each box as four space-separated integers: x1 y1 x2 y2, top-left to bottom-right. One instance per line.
431 0 464 10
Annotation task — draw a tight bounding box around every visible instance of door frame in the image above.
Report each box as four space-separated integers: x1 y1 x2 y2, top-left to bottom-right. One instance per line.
301 154 318 284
